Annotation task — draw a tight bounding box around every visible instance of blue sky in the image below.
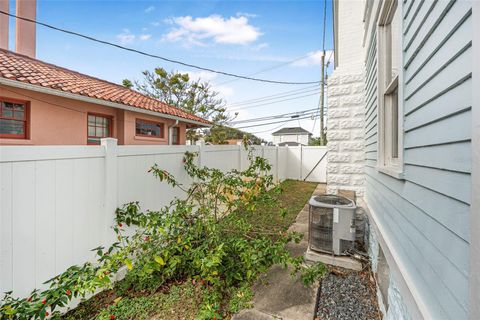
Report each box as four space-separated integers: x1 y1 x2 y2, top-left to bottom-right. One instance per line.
9 0 334 141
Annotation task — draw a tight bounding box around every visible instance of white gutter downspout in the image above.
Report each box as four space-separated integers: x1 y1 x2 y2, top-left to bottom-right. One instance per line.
168 120 179 145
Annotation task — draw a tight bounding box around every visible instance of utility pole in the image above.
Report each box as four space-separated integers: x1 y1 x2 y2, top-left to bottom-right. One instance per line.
319 50 326 145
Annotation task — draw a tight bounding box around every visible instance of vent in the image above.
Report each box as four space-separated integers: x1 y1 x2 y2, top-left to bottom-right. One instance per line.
308 195 356 255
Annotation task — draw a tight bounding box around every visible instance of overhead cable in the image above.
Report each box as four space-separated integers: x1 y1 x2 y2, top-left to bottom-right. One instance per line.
0 10 322 85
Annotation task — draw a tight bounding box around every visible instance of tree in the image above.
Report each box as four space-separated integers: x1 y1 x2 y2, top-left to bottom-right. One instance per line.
123 68 236 142
205 126 265 145
309 136 324 146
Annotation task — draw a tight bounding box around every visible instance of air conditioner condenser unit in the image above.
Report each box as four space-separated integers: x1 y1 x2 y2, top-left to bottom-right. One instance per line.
308 195 357 255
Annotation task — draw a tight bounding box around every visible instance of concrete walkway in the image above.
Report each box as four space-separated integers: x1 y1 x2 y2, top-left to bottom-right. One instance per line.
233 184 326 320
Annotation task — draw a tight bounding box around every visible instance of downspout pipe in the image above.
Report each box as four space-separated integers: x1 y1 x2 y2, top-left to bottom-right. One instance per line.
168 120 179 145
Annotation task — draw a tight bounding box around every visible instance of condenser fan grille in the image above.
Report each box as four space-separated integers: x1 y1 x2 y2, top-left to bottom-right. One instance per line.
313 195 352 206
310 207 333 252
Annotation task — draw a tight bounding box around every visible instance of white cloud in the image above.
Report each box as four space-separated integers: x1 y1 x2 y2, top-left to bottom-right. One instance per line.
215 85 234 97
145 6 155 13
252 43 269 51
151 21 161 27
292 50 334 67
236 12 258 18
139 34 152 41
116 29 135 45
163 14 262 46
181 70 217 82
116 29 152 44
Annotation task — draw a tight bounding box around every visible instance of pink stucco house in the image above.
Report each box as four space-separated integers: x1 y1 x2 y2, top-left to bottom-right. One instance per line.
0 0 210 146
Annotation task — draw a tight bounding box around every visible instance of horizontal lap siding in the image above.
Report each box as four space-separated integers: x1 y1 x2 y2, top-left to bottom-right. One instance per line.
364 0 471 318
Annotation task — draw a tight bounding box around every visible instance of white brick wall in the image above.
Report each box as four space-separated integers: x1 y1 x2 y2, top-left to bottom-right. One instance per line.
326 70 366 196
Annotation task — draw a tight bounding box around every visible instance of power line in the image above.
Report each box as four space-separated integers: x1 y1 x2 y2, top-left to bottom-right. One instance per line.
0 10 321 86
326 49 334 67
311 111 318 133
249 122 287 134
230 108 319 125
227 84 319 106
215 52 326 86
229 92 320 111
234 114 319 129
228 87 320 108
231 111 318 125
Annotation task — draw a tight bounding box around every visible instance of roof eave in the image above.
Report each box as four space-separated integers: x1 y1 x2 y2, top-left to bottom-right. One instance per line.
0 78 212 128
272 132 310 136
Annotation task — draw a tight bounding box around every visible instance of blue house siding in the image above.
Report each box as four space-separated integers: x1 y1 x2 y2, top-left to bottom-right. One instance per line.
364 0 471 318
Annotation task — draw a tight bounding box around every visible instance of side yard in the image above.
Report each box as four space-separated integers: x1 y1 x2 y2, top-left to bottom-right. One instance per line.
60 180 317 320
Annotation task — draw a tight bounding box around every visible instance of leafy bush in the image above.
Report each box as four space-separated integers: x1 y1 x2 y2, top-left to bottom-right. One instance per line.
0 146 322 319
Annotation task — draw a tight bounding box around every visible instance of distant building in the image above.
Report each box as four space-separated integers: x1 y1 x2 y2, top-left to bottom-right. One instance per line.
271 127 312 146
226 139 243 145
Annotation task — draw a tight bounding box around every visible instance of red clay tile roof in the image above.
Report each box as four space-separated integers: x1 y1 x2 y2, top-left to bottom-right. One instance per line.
0 49 210 126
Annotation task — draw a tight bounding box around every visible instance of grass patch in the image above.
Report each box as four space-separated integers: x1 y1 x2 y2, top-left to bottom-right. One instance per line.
60 180 317 320
62 281 203 320
228 179 317 233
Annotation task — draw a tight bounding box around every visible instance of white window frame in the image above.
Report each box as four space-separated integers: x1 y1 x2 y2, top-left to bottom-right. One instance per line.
376 0 404 179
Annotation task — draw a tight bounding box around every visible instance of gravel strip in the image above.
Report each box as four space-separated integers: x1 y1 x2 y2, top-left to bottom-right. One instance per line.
316 269 381 320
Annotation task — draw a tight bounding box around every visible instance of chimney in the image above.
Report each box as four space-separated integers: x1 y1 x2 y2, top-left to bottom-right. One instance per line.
0 0 8 50
16 0 36 58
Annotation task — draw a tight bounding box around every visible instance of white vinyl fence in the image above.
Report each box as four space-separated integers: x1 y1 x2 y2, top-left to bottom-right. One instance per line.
0 139 327 297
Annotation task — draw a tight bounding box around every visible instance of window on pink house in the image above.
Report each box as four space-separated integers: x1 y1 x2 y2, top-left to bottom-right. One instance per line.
172 127 180 145
0 99 29 139
135 119 165 138
87 113 112 145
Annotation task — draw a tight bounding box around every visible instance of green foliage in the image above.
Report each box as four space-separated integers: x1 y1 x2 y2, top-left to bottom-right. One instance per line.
204 125 265 145
309 136 327 146
228 285 254 314
300 262 328 286
64 281 202 320
1 147 324 319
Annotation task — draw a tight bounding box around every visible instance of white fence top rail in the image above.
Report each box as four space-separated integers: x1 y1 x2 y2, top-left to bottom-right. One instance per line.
0 145 105 162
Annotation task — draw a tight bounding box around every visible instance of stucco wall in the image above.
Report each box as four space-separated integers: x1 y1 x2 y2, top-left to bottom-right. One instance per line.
0 85 187 145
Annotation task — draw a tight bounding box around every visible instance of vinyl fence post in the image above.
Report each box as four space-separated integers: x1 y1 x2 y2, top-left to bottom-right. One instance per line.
275 147 279 183
237 144 242 171
101 138 118 245
196 140 205 168
300 145 303 180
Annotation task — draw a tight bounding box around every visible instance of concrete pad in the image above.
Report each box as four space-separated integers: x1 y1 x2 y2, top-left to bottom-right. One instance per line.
305 247 363 271
288 222 308 235
252 264 317 320
232 309 278 320
294 209 310 225
313 184 327 195
233 183 327 320
277 303 317 320
285 240 308 257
